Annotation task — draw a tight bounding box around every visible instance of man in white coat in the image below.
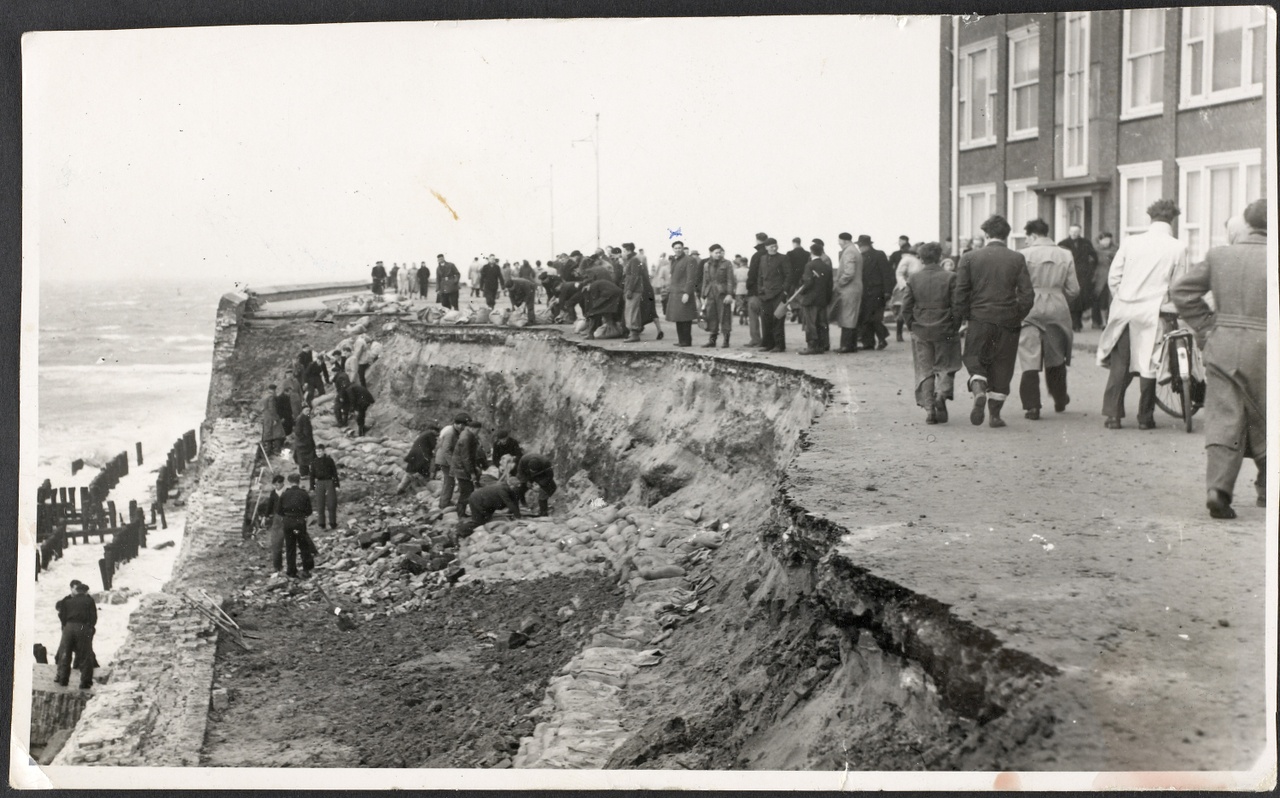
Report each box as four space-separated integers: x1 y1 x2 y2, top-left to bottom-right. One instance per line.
1096 199 1189 429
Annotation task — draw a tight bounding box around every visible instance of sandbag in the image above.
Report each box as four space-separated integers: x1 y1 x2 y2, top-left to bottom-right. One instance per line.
638 564 685 580
510 315 529 328
573 319 589 334
470 306 492 324
689 531 724 549
595 321 624 340
497 308 511 325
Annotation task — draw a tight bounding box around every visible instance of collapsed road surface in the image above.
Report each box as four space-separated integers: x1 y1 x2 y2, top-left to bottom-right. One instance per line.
52 288 1269 776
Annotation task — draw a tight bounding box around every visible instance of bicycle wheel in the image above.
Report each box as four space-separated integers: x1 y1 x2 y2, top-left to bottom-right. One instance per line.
1154 339 1182 418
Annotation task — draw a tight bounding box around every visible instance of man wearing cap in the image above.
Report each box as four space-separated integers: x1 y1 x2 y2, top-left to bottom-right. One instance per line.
743 233 769 347
829 232 864 353
955 215 1035 428
1171 199 1267 519
450 419 486 517
795 241 834 355
622 242 658 343
54 581 97 688
855 235 894 350
309 443 341 530
786 237 809 299
55 580 88 671
665 241 701 347
758 238 790 353
435 413 470 509
436 255 460 309
700 245 736 348
278 473 315 578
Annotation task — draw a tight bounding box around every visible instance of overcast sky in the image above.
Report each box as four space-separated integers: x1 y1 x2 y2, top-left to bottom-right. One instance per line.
24 15 940 284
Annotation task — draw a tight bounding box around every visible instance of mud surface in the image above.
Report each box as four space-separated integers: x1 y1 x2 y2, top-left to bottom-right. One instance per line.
202 574 621 768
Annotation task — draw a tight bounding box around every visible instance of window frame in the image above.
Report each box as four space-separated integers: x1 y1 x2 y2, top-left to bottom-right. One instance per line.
1176 148 1264 261
1180 6 1267 109
959 183 998 241
1007 24 1040 141
1121 8 1166 120
1116 160 1164 242
1063 11 1091 178
958 37 999 150
1005 177 1040 249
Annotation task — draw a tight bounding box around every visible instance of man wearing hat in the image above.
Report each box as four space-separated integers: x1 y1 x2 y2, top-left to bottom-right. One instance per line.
700 245 736 348
830 232 864 353
743 233 770 347
54 581 97 688
436 254 460 309
786 237 809 299
309 443 341 530
665 241 701 347
278 473 315 578
435 413 471 510
450 419 486 517
855 235 894 350
371 261 387 296
293 405 316 477
757 238 790 352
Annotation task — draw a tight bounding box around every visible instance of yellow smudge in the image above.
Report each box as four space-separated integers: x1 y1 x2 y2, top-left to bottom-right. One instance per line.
431 189 459 221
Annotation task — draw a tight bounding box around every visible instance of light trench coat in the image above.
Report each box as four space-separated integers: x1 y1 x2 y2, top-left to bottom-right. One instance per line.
1018 236 1080 370
827 243 863 329
1096 221 1189 378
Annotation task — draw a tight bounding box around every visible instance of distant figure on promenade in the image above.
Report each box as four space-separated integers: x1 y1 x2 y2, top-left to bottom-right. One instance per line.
700 245 736 349
436 255 459 310
480 257 503 309
855 235 893 351
666 240 701 348
371 261 387 296
652 253 671 317
1093 232 1117 328
830 232 863 353
468 257 482 298
732 255 750 327
277 473 315 579
785 237 809 312
795 242 833 355
519 260 536 282
1171 200 1268 519
1059 225 1098 332
743 233 768 347
261 385 285 455
293 405 316 477
623 242 660 342
1097 199 1189 430
891 242 922 343
54 581 97 689
310 443 341 530
756 237 789 353
417 261 431 301
954 215 1035 429
1017 219 1079 420
397 424 440 494
405 263 418 299
901 242 960 424
348 382 375 437
388 263 400 297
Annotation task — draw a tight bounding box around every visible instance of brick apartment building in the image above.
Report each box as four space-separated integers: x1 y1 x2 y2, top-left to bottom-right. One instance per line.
939 7 1271 260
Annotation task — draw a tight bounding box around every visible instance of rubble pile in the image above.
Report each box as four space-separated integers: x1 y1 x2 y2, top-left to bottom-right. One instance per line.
327 296 414 317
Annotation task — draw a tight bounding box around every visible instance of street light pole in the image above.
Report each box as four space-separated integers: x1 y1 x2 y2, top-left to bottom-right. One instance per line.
594 112 600 250
550 163 555 256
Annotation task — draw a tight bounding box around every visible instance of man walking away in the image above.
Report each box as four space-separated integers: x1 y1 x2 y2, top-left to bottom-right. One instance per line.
1017 219 1079 419
891 242 922 343
901 242 961 423
1059 224 1098 332
54 582 97 688
455 477 523 541
435 413 469 509
785 237 808 321
1097 199 1189 430
855 235 893 350
700 245 736 348
278 473 315 578
436 255 460 310
397 425 440 494
757 238 790 353
1171 200 1267 519
516 453 558 517
796 242 833 355
743 233 768 347
347 382 376 437
954 215 1035 428
830 233 863 353
451 419 486 517
1092 232 1117 329
310 443 340 530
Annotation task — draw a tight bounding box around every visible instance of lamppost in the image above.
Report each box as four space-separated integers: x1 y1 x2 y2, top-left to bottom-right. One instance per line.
572 112 601 250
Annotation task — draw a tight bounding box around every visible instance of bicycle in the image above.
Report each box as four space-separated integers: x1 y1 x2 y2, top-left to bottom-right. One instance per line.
1153 314 1206 433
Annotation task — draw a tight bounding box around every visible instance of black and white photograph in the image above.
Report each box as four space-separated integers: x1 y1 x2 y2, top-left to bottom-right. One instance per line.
10 5 1277 791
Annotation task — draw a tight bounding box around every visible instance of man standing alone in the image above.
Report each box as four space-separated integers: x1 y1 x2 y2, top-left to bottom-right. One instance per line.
954 215 1035 428
1096 199 1189 430
54 582 97 689
1058 224 1098 332
309 443 340 530
278 473 315 578
1172 200 1267 519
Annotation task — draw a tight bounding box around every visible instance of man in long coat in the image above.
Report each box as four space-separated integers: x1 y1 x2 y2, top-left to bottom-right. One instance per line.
1059 224 1098 332
261 386 285 455
757 238 790 352
1171 200 1267 519
293 405 317 477
829 233 863 352
1017 219 1080 419
795 244 834 355
855 235 893 350
1096 199 1189 430
622 242 657 342
371 261 387 295
479 258 503 308
435 255 460 309
955 215 1035 428
700 245 736 348
417 262 431 300
581 278 624 339
665 241 701 347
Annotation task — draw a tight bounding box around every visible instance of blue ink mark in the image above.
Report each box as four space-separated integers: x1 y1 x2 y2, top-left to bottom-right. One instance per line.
667 228 683 239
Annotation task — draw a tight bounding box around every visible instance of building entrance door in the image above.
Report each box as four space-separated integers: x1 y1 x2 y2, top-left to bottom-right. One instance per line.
1056 193 1092 238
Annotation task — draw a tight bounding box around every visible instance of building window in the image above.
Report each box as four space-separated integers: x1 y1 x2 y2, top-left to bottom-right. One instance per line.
1008 26 1039 139
1122 9 1165 118
1006 179 1040 248
1064 12 1090 177
959 38 997 149
1181 6 1267 108
1117 161 1164 241
1177 149 1264 261
959 183 997 243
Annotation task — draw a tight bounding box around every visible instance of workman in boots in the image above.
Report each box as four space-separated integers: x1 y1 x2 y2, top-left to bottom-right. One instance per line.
331 361 352 427
455 476 523 540
55 580 85 670
507 277 538 325
309 443 340 530
490 429 524 477
450 419 486 517
278 473 315 578
347 382 376 437
515 453 557 517
397 425 440 494
54 581 97 689
258 473 287 571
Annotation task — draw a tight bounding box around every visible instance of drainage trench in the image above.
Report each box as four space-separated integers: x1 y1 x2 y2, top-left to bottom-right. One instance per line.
58 309 1065 769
